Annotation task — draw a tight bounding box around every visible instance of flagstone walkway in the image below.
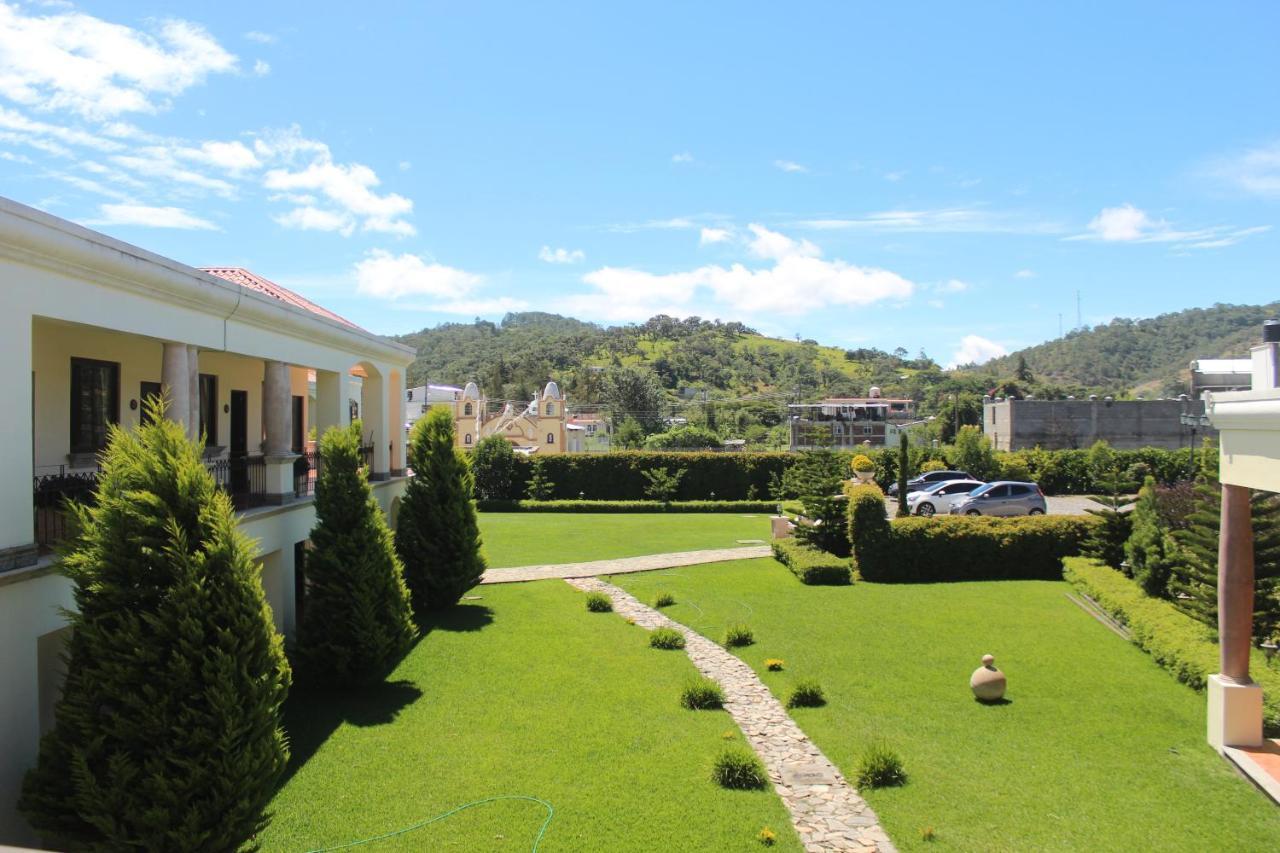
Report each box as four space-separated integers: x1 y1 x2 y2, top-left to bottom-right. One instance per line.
565 576 895 853
480 545 772 584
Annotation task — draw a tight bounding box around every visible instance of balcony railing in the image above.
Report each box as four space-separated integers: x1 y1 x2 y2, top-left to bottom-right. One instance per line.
294 450 320 498
33 455 270 549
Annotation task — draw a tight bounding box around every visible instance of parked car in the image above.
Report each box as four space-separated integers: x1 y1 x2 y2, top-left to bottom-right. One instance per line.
907 479 985 516
949 481 1046 516
887 469 974 497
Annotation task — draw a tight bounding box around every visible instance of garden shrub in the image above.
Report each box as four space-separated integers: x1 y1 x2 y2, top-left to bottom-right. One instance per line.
475 499 778 513
296 423 416 686
1126 475 1175 596
641 466 686 502
847 483 892 576
1065 558 1280 734
854 742 908 788
585 591 613 612
649 626 685 649
771 538 852 585
681 677 726 709
397 408 486 613
470 434 523 500
19 411 290 852
854 514 1097 583
711 746 767 789
920 459 947 473
653 591 676 608
765 658 785 671
526 457 554 500
724 623 755 647
786 679 827 708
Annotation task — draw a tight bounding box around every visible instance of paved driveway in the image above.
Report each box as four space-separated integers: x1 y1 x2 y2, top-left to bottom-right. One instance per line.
885 494 1099 516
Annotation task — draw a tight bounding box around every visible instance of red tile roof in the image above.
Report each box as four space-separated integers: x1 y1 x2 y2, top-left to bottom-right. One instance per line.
201 267 364 332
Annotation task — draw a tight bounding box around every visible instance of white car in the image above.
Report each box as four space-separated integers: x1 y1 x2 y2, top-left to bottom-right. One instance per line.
907 479 985 516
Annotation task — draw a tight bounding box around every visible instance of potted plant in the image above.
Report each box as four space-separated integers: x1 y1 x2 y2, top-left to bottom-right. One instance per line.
850 454 876 484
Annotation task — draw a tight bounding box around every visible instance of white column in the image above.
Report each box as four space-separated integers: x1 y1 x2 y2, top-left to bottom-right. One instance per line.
186 344 200 444
161 342 189 432
313 369 347 439
1 312 35 570
263 360 292 457
362 368 389 479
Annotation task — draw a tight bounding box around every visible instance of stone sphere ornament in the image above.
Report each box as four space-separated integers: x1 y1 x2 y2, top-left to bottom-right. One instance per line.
970 654 1007 702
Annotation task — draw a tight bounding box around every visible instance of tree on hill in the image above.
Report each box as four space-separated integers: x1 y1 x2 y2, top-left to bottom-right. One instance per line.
20 407 290 852
295 423 416 686
602 365 667 433
644 425 721 450
397 408 486 613
1015 355 1034 382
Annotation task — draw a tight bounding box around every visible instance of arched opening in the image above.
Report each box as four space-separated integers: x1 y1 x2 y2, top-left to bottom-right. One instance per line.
464 402 473 416
546 432 555 445
465 433 472 445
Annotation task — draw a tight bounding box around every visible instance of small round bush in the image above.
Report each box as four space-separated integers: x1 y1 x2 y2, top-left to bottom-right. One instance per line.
649 627 686 650
711 746 767 789
764 658 785 672
680 677 726 710
723 623 755 647
785 679 826 709
855 742 907 788
850 453 875 473
585 591 612 612
654 591 676 608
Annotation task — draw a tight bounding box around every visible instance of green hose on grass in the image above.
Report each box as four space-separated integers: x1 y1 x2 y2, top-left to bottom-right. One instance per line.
306 795 555 852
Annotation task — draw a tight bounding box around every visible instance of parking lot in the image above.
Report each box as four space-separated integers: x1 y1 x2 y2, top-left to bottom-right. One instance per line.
886 494 1098 516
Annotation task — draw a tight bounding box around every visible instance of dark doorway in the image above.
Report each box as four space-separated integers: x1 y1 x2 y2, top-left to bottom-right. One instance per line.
139 381 162 425
230 390 249 492
292 395 305 453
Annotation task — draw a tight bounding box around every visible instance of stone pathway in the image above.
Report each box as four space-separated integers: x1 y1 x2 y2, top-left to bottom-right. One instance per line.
480 545 772 584
566 576 895 853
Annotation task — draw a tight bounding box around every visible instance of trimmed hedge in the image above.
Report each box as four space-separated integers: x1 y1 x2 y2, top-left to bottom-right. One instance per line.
848 483 1096 582
1065 557 1280 734
772 538 853 585
475 499 778 513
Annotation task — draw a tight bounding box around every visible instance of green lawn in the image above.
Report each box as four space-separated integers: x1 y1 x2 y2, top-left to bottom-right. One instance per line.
262 579 799 852
478 513 770 568
613 558 1280 852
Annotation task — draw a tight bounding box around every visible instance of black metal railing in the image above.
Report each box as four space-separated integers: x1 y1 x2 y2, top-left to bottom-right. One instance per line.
205 455 269 510
33 471 99 548
294 450 321 498
360 443 374 470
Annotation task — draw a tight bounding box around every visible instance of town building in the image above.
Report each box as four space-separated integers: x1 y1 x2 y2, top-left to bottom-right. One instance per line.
453 381 569 454
405 383 463 432
566 414 612 453
983 396 1215 451
788 388 916 450
0 196 413 844
1190 358 1252 398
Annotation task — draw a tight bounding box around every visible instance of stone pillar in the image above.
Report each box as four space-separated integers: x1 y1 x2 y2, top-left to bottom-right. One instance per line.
187 344 200 444
1208 482 1263 750
161 342 189 431
262 361 298 504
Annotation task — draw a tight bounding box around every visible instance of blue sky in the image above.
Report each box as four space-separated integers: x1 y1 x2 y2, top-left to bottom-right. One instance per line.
3 1 1279 367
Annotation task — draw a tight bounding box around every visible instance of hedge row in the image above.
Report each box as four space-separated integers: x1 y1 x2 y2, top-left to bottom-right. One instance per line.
1065 557 1280 734
475 499 778 513
847 484 1097 582
479 446 1201 502
771 538 852 585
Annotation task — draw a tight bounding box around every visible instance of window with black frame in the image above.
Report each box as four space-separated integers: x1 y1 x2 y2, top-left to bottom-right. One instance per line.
199 374 217 445
70 357 119 454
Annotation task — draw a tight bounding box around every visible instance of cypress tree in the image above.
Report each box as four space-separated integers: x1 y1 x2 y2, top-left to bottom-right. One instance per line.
397 407 486 613
1125 475 1174 597
1082 441 1134 571
296 423 416 686
896 432 910 518
20 408 290 852
527 457 555 500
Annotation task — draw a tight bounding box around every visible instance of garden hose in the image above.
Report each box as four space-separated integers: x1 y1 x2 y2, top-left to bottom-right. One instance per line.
305 795 555 852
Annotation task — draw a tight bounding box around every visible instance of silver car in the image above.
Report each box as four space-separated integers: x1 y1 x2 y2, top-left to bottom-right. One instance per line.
949 481 1047 516
907 479 985 516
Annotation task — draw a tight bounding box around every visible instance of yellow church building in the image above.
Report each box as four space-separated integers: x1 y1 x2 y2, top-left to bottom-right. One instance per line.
453 380 568 454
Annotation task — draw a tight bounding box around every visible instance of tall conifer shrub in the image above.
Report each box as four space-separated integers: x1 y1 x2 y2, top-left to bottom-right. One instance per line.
20 408 290 852
397 408 486 612
296 424 416 685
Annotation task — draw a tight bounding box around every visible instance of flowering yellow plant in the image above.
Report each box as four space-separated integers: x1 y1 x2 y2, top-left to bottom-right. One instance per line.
850 454 875 472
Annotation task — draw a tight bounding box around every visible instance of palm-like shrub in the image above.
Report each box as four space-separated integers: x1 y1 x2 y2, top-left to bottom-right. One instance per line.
20 411 290 852
397 408 487 613
296 424 416 686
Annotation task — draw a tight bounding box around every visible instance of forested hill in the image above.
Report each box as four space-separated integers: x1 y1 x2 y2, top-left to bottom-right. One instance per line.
978 302 1280 395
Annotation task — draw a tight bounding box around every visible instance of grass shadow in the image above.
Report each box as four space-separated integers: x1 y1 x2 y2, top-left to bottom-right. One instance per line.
418 602 495 635
280 678 424 788
975 696 1013 706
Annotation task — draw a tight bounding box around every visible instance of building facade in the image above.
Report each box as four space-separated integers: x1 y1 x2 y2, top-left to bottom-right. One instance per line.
0 197 413 844
983 397 1216 451
788 389 916 450
405 383 463 433
453 381 569 454
1190 358 1252 399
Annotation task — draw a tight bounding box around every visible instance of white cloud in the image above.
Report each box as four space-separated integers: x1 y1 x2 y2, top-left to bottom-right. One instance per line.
604 216 696 233
794 207 1065 235
111 150 237 196
538 245 585 264
699 227 732 245
1074 203 1268 249
274 206 354 236
948 335 1007 368
90 202 217 230
774 159 807 173
0 3 238 119
1014 269 1036 279
1207 141 1280 198
883 170 907 182
568 226 914 322
354 250 482 300
745 223 819 261
244 31 276 44
933 279 969 293
185 139 260 172
671 151 693 163
252 59 270 76
264 155 415 236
